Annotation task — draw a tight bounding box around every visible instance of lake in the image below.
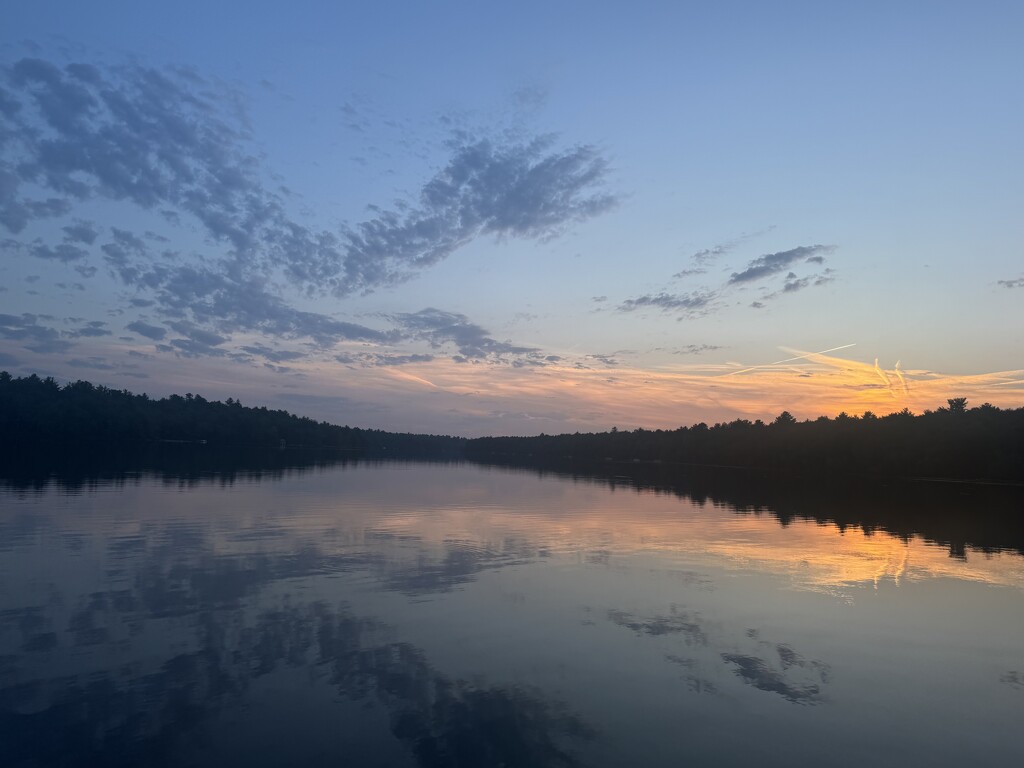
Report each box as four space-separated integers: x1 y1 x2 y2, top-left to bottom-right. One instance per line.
1 452 1022 767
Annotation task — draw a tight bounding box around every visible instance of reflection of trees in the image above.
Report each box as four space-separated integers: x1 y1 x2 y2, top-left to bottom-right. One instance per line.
1 570 594 767
0 442 360 494
5 444 1021 562
6 427 1022 565
470 458 1024 559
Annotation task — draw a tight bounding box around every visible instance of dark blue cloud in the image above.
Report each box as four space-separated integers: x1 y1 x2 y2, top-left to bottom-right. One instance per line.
283 134 617 295
0 313 74 353
2 55 616 299
617 291 715 315
29 241 89 262
780 269 835 294
66 357 118 371
239 343 306 364
66 320 111 338
620 242 837 317
392 308 536 360
1 54 617 366
729 244 834 284
61 219 98 244
126 320 166 341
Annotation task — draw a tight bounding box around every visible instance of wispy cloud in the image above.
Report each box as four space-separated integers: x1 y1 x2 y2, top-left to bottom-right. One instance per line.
125 320 166 341
617 291 716 316
1 56 615 298
729 245 835 284
65 320 111 338
329 135 617 295
1 54 618 363
674 226 775 277
392 308 538 361
674 344 722 355
0 313 74 353
620 243 837 319
771 268 836 295
284 350 1024 435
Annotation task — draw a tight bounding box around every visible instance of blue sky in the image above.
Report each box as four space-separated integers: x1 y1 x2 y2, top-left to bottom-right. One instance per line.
2 1 1022 435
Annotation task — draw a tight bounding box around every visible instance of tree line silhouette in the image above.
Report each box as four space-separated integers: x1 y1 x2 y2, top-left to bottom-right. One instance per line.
0 371 461 455
2 371 1021 481
465 402 1024 481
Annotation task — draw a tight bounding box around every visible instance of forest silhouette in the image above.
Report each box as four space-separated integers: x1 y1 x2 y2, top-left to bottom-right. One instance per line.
1 371 1021 482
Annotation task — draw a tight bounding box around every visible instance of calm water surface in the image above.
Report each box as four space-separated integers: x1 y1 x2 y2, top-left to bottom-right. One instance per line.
1 458 1022 767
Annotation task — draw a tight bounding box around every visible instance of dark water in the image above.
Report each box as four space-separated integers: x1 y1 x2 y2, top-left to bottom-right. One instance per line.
1 452 1022 767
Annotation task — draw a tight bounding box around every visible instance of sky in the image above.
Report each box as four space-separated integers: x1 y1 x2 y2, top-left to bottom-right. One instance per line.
1 1 1022 436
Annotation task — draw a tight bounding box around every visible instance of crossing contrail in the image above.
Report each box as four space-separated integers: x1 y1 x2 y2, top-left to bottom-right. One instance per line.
722 343 857 376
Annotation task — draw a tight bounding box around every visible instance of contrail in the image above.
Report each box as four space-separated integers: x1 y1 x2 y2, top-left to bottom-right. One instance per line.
722 343 856 376
892 360 909 394
388 369 440 389
874 358 896 397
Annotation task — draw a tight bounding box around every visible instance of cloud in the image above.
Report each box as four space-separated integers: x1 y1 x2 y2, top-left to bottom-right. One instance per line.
2 55 616 300
357 352 436 367
2 57 260 244
66 356 118 371
100 227 151 284
617 291 715 315
0 351 19 366
126 319 167 341
136 264 395 347
66 320 111 338
392 308 537 359
349 349 1024 435
675 226 775 277
0 312 74 353
62 219 98 244
166 319 228 348
239 343 306 363
780 269 835 294
314 135 616 295
28 240 89 262
585 353 620 368
674 344 722 355
729 245 835 284
1 53 618 371
167 337 230 358
621 242 836 318
997 277 1024 289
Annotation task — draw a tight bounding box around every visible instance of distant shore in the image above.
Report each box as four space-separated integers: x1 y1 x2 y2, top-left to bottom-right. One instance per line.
3 371 1022 484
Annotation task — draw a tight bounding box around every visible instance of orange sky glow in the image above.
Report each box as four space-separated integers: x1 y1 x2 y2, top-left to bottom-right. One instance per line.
323 348 1024 434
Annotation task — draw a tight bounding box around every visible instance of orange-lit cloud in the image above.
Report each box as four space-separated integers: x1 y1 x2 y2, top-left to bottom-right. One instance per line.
326 348 1024 434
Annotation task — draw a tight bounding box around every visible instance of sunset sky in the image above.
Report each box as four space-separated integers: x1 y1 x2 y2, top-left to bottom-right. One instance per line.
2 1 1022 435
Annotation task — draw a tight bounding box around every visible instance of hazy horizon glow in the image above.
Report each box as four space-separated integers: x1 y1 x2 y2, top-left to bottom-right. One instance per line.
3 2 1023 435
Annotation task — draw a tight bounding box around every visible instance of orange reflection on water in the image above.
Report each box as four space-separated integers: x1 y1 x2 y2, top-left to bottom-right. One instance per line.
359 485 1024 595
